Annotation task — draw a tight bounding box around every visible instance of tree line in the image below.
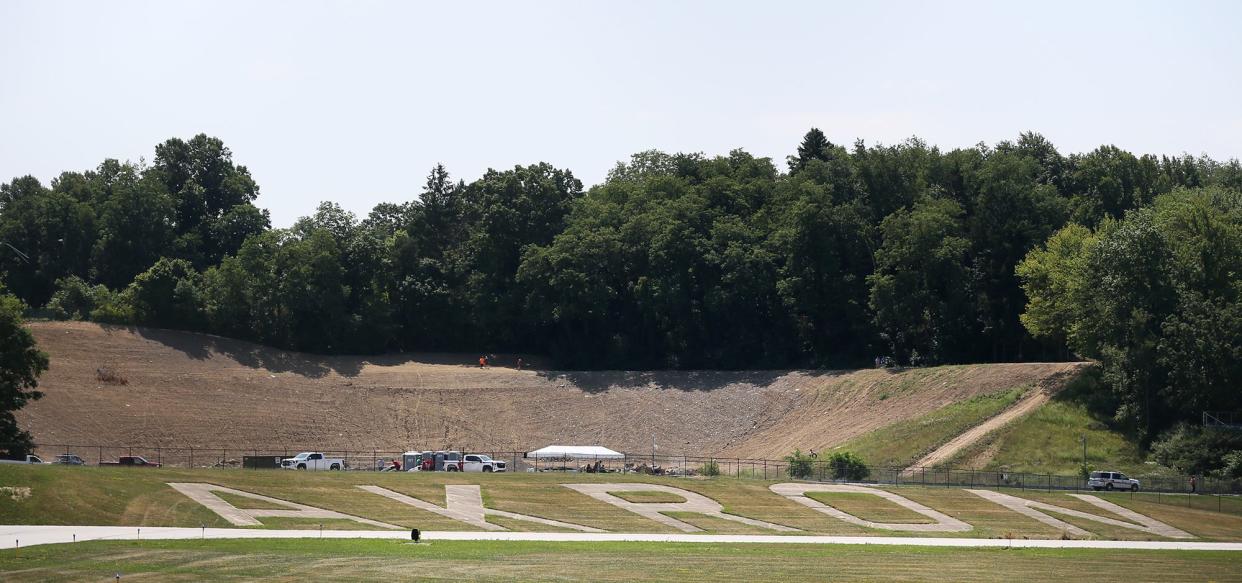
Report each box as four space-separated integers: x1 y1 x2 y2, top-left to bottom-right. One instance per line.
1 130 1240 457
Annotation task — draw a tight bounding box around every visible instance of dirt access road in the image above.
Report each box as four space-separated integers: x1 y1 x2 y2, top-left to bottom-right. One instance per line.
904 367 1081 471
19 322 1084 459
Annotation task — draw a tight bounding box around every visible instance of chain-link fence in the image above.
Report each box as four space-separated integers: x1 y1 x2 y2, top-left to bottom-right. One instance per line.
11 441 1242 504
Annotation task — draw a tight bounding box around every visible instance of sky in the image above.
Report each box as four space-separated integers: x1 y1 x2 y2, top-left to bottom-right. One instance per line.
2 1 1240 227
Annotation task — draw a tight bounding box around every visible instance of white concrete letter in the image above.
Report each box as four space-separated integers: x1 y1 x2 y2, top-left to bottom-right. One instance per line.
769 483 972 532
358 485 603 532
167 482 399 529
563 483 799 533
968 490 1193 538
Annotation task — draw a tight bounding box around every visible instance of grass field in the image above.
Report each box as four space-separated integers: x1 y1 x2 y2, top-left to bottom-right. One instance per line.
3 465 1241 542
3 539 1241 582
836 387 1026 467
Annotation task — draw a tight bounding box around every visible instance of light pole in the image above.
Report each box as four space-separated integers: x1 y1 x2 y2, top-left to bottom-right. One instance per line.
1080 434 1087 470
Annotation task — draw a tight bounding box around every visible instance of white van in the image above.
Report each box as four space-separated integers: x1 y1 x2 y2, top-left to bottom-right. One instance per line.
1088 470 1140 491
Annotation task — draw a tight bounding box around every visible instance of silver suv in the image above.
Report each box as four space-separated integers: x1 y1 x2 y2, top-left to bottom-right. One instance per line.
1088 470 1140 491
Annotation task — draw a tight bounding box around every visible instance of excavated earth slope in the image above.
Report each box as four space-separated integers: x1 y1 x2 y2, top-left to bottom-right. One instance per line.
18 322 1085 459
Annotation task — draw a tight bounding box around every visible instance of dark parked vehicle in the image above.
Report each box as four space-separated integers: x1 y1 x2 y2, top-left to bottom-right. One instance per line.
101 456 161 467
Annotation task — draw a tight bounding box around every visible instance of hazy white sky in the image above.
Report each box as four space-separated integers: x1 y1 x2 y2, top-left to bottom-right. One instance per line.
2 1 1239 226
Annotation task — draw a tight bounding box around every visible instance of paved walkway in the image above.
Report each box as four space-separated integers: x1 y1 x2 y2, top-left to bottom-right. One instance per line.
2 525 1240 551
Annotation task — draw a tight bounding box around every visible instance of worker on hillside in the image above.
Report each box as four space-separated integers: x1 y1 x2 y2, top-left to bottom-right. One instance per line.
479 355 487 368
390 458 401 471
517 357 524 371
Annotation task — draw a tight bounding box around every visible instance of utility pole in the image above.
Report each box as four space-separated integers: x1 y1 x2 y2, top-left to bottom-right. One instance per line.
1080 434 1087 470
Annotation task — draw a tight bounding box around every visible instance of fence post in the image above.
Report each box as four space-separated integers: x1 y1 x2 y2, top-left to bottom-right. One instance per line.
764 459 767 481
189 447 194 469
157 447 162 467
98 446 103 466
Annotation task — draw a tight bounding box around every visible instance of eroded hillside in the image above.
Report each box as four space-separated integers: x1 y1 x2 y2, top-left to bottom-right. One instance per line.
19 322 1085 459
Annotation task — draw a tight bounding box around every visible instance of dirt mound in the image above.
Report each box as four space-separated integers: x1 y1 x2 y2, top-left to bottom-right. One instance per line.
18 322 1086 459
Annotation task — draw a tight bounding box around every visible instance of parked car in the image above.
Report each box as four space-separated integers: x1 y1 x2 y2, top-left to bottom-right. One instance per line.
101 456 161 467
280 452 345 471
1088 470 1140 491
463 454 506 473
0 454 47 464
53 454 86 465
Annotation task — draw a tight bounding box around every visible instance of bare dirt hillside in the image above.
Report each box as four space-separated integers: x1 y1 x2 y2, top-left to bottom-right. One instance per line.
18 322 1086 459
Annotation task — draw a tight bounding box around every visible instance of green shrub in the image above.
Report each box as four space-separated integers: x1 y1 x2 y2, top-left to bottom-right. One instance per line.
44 276 114 321
1150 423 1242 475
826 451 870 481
784 449 814 479
89 287 135 324
700 459 720 477
1217 451 1242 479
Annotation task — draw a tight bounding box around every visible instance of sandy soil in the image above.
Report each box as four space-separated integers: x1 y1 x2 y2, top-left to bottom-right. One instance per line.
17 322 1085 459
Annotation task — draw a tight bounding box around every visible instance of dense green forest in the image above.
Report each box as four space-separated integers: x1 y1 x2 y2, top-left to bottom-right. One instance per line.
1 130 1240 459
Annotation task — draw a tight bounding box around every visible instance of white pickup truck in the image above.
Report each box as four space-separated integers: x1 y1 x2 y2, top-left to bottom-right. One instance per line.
463 454 506 472
0 454 47 465
280 452 345 471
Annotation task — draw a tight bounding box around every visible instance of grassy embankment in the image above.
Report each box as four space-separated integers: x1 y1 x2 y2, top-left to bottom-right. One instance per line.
836 368 1168 479
945 372 1165 477
835 386 1026 467
2 539 1241 582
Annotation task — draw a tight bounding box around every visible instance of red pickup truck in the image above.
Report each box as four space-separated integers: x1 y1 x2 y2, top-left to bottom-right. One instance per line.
100 456 161 467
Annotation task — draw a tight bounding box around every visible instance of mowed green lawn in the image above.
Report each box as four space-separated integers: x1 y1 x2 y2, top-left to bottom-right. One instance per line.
2 465 1242 541
2 539 1241 582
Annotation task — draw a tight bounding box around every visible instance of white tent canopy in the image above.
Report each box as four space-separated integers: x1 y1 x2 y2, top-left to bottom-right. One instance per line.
526 445 625 460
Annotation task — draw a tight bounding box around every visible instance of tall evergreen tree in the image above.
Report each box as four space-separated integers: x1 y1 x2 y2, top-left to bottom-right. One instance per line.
788 128 834 173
